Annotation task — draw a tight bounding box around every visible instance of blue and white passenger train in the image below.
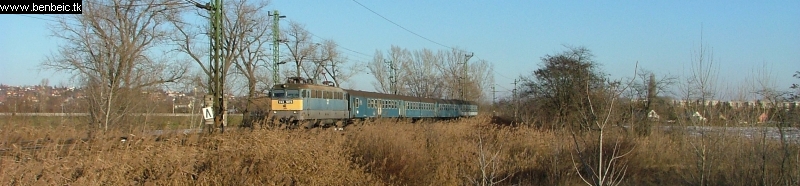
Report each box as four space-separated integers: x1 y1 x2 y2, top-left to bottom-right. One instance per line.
269 77 479 128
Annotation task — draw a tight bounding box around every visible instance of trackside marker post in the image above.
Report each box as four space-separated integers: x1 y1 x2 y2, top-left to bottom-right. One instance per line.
203 95 214 133
202 107 214 120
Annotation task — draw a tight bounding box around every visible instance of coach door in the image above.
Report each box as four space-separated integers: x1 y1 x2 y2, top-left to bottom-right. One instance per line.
376 99 383 117
399 101 405 117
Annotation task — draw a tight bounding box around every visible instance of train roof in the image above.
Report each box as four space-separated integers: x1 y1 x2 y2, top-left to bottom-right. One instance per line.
344 89 436 102
273 77 477 105
344 89 477 105
271 77 345 92
272 83 345 92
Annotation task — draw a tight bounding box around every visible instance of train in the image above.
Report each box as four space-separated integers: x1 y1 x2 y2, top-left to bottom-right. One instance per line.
268 77 479 128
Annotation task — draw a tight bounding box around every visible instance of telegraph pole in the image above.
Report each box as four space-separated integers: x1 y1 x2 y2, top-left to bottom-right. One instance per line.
492 84 497 116
461 53 473 100
270 10 286 86
386 59 396 94
513 79 518 121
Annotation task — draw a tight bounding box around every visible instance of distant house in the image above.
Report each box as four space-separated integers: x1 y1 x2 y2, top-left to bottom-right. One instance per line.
647 110 660 121
691 111 707 122
758 112 768 123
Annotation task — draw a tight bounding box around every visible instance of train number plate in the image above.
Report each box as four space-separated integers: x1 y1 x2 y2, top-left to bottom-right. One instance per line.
278 100 293 104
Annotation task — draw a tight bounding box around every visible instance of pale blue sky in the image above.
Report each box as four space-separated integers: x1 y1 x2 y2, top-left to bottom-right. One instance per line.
1 0 798 99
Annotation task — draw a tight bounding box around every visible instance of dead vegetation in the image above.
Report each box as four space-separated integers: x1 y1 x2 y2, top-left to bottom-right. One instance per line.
1 115 798 185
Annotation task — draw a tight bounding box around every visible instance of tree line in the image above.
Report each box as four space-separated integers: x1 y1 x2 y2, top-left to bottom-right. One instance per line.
39 0 495 132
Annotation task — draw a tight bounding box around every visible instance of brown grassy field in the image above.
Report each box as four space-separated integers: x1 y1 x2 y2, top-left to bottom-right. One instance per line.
1 115 798 185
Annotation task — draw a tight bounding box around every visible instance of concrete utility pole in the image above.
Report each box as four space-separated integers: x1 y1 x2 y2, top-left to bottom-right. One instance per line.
269 10 286 86
492 84 497 116
385 59 396 94
461 53 473 100
513 79 518 121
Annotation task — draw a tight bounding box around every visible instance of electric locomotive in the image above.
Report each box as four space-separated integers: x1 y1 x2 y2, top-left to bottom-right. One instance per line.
270 77 348 128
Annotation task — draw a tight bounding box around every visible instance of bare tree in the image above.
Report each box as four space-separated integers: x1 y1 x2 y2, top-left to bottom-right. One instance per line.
367 46 493 102
402 49 445 98
368 46 412 94
36 79 50 113
466 130 512 186
283 21 318 80
368 50 390 93
43 0 187 132
623 69 677 135
437 49 494 102
520 46 607 129
171 0 271 129
224 0 271 129
748 64 798 185
791 71 800 101
676 32 722 186
311 40 361 87
570 63 637 186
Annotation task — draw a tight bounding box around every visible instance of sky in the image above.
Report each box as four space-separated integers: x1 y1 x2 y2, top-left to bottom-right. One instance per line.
1 0 798 100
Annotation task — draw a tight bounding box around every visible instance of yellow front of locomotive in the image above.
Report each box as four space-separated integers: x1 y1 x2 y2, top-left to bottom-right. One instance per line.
270 84 305 123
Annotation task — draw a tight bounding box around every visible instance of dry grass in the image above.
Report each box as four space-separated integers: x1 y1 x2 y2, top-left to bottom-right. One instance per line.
2 115 799 185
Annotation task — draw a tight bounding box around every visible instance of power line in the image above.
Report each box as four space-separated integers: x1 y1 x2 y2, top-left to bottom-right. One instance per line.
14 14 59 23
350 0 459 52
88 1 194 8
302 28 373 62
13 14 83 27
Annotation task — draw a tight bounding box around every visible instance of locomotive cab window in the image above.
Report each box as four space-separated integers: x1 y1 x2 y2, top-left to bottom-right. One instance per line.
271 90 285 98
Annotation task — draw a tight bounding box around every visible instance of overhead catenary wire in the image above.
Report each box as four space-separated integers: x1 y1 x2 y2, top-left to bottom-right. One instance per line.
303 29 373 61
350 0 469 54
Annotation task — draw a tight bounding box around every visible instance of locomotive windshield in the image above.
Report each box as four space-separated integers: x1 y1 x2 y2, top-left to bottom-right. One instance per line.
271 89 300 98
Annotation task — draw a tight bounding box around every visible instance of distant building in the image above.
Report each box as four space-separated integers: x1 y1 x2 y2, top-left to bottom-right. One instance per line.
759 112 768 123
647 110 660 121
691 112 707 122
